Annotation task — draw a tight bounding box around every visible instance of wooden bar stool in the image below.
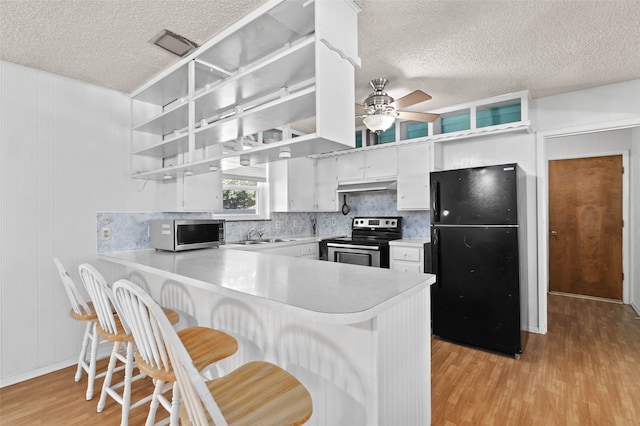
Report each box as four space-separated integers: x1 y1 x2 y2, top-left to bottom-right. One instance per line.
78 263 177 426
112 279 313 426
112 279 238 426
53 257 107 400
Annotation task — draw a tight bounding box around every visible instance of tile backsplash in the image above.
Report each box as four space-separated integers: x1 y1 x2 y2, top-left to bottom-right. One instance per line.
97 191 430 253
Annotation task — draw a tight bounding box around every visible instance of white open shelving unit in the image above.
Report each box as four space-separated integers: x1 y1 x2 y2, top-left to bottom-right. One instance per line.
130 0 360 181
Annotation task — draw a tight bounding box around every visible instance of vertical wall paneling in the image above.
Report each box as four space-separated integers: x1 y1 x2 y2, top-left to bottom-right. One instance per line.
0 61 160 387
377 287 430 425
54 75 82 364
1 63 40 376
36 71 59 367
632 128 640 313
0 61 4 380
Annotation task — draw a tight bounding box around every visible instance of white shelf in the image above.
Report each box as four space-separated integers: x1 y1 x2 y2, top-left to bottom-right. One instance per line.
131 134 349 181
194 36 316 121
133 100 189 135
194 86 316 149
130 0 360 180
132 133 189 158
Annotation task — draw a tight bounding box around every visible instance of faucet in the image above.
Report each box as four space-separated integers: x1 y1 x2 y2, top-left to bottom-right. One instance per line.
247 228 265 241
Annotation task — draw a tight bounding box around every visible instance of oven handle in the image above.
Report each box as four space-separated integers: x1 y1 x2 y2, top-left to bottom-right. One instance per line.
326 243 380 251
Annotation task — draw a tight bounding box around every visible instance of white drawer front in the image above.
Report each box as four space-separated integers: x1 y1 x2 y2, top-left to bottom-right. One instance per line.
393 261 423 274
302 243 318 255
392 247 421 262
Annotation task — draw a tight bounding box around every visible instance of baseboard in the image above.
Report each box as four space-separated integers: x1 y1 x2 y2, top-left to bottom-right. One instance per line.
0 347 112 389
631 301 640 317
0 358 77 388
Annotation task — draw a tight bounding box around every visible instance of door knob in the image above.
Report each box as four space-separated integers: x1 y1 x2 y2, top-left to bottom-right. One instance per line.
551 230 558 236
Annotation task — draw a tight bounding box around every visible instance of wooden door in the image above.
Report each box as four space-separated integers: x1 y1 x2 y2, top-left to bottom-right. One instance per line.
548 155 623 300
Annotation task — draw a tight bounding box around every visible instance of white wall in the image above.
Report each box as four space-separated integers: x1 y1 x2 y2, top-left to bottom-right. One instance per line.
535 79 640 332
546 129 633 304
632 128 640 313
433 132 540 333
0 61 171 386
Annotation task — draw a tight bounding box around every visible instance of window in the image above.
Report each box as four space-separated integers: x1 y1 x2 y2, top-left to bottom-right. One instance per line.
217 164 269 220
223 179 258 214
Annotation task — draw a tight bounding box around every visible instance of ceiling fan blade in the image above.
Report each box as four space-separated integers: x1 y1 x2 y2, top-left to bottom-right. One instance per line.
396 111 440 123
392 90 432 109
355 103 366 111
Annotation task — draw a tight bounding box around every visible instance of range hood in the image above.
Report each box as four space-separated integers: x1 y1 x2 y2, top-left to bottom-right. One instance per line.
336 180 397 193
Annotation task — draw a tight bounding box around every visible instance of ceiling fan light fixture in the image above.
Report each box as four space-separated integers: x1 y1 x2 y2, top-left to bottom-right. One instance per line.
363 114 395 134
150 29 198 57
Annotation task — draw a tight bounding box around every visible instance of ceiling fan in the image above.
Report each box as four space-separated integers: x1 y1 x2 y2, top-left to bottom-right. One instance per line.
356 78 440 134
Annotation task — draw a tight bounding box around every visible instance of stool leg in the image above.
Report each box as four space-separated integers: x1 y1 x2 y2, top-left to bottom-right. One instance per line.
120 341 135 426
145 379 165 426
98 341 120 413
169 382 180 426
86 322 99 400
76 321 92 382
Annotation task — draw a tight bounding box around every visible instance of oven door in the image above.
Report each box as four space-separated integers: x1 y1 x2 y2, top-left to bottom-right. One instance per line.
327 243 381 267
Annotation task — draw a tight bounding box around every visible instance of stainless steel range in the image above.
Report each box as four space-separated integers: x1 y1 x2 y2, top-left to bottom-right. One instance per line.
320 217 402 268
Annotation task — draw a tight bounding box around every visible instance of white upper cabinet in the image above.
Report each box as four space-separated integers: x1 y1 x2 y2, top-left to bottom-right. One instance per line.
336 147 397 182
316 156 338 211
130 0 360 182
336 151 365 181
397 142 431 210
269 157 315 212
182 171 223 211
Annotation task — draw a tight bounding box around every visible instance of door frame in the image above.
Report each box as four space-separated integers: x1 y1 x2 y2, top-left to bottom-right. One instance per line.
536 117 640 334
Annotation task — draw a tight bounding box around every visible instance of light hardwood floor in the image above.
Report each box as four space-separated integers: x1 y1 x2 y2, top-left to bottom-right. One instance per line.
1 294 639 425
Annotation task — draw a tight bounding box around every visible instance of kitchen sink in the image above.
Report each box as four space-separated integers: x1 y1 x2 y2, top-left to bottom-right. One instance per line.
232 238 293 245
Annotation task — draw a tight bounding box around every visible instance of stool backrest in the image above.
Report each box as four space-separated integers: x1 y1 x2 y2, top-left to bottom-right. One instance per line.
54 257 92 316
111 279 171 375
112 279 228 426
78 263 118 335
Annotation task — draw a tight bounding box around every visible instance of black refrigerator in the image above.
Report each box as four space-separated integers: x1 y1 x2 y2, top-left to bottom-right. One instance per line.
430 163 525 358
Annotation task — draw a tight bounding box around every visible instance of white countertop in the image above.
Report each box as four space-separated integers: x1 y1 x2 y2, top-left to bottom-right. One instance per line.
389 238 430 247
99 248 434 324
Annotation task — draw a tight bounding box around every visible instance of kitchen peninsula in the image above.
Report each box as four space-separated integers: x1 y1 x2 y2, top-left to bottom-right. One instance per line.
99 248 434 425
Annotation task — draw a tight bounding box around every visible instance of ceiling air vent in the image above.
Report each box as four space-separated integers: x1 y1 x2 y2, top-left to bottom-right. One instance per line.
150 29 198 57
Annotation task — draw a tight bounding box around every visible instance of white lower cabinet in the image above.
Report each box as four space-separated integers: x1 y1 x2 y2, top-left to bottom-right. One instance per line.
390 240 428 273
250 241 318 259
397 142 431 210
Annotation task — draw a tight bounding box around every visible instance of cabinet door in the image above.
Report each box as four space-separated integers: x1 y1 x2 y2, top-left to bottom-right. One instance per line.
365 148 397 179
316 157 338 211
270 158 315 212
182 172 223 211
289 157 315 211
397 142 430 210
269 160 290 212
337 152 365 182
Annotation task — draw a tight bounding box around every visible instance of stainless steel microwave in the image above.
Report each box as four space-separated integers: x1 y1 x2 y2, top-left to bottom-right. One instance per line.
150 219 225 252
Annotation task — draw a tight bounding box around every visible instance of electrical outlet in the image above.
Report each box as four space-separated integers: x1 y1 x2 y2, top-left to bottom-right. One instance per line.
331 218 337 226
293 220 298 228
101 227 111 240
275 221 281 229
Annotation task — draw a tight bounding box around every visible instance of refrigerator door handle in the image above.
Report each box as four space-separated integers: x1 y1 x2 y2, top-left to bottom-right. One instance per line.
432 180 441 222
432 228 440 287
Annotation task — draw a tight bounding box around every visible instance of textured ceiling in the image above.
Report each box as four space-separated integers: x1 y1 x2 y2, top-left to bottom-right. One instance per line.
1 0 640 112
